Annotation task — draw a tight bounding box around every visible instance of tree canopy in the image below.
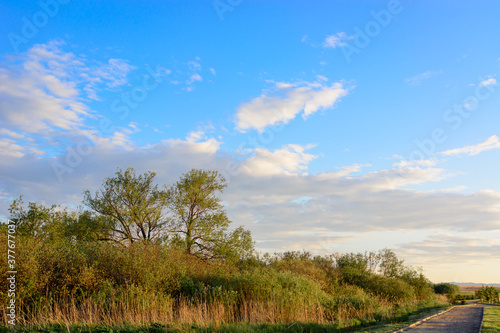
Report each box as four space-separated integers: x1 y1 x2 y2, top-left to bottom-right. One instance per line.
83 168 170 245
166 169 253 260
79 167 254 260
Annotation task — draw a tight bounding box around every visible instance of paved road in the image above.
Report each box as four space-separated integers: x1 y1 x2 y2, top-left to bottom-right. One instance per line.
403 303 484 333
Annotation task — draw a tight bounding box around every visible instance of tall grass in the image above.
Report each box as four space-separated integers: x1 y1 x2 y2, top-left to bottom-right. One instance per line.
0 232 448 330
3 288 447 329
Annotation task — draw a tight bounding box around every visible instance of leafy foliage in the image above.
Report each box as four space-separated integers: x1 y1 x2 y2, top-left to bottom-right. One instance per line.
83 168 169 244
166 169 253 260
477 286 500 303
433 282 460 302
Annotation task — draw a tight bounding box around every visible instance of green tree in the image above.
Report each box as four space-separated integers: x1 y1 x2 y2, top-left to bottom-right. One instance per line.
434 282 459 295
335 252 369 274
166 169 253 260
9 196 68 241
378 248 405 278
8 196 114 244
83 167 169 245
401 267 434 300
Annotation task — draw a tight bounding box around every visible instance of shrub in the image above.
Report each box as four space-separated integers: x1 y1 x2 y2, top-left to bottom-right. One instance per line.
341 268 416 302
477 286 499 303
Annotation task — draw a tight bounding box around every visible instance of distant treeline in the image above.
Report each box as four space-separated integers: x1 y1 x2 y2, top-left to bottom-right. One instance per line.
0 168 448 329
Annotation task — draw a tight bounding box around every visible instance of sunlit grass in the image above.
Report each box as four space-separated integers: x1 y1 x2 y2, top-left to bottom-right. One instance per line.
482 307 500 333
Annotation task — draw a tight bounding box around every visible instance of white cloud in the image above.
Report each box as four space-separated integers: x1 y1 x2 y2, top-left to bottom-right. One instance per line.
90 58 136 90
187 60 201 71
363 166 449 189
240 144 317 177
404 70 443 86
479 78 497 87
0 41 137 139
316 75 328 82
322 32 354 48
440 135 500 157
1 132 499 264
398 233 500 266
164 138 221 155
187 73 202 84
235 80 348 132
182 58 205 91
223 169 500 257
163 129 221 155
393 158 438 168
0 138 25 159
0 46 91 134
332 164 368 178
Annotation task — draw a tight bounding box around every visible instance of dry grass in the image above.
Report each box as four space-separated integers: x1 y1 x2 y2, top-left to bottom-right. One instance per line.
1 295 408 328
3 297 326 327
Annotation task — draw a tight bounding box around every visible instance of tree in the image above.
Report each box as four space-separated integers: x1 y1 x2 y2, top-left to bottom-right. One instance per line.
166 169 253 260
8 196 121 244
433 282 459 295
83 167 169 245
335 252 369 273
378 248 405 278
8 196 69 241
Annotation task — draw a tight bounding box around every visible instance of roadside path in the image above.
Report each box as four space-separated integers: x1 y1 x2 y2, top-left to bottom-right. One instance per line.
399 303 484 333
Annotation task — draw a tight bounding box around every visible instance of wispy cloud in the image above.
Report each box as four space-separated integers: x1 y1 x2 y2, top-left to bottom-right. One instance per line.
398 233 500 266
186 73 203 84
0 43 91 135
184 58 204 91
235 80 349 132
322 32 354 48
0 41 136 136
393 158 438 168
404 70 443 86
440 135 500 157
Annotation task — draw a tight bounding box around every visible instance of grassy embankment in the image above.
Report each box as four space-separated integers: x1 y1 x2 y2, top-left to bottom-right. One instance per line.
0 236 448 332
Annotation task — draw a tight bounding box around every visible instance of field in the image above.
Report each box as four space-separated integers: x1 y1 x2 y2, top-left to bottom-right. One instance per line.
482 307 500 333
459 286 500 294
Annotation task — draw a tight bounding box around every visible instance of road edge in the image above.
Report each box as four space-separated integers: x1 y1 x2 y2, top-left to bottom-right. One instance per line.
478 306 484 333
390 306 456 333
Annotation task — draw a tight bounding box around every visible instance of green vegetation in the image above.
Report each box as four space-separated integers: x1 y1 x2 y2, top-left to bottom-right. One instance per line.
478 286 500 304
433 282 459 302
1 168 449 331
433 282 475 304
482 307 500 333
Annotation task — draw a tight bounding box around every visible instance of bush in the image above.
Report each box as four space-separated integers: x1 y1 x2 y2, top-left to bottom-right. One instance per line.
341 267 416 302
477 286 499 303
434 283 460 303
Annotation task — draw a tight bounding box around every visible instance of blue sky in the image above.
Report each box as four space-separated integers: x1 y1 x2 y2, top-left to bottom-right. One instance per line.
1 0 500 283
